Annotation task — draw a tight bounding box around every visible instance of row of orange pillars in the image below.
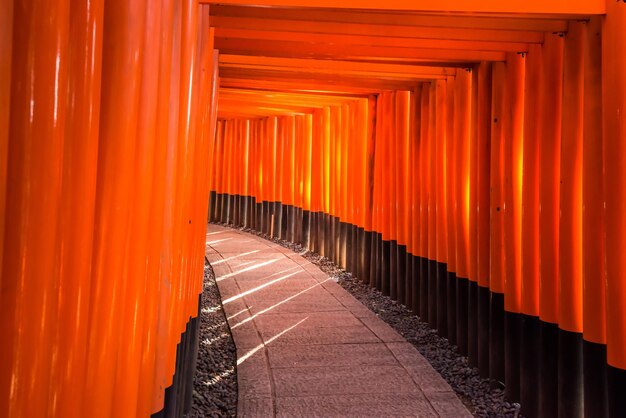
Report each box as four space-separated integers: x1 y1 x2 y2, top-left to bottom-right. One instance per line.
2 1 626 418
208 18 626 418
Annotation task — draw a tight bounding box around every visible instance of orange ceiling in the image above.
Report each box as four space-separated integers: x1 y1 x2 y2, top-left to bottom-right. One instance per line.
209 2 600 119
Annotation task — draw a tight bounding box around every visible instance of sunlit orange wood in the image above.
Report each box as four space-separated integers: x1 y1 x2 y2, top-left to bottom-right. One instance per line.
216 39 507 63
204 0 605 14
445 77 457 274
489 62 506 295
0 0 12 283
521 44 542 317
210 15 554 42
502 52 524 314
0 0 70 415
419 86 430 261
559 21 584 334
216 28 531 53
454 70 471 279
538 33 563 325
435 80 448 264
582 17 605 346
602 0 626 370
220 55 455 77
211 4 569 32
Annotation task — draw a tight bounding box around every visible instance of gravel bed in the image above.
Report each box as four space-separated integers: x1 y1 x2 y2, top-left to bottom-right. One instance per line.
214 222 522 418
189 261 237 418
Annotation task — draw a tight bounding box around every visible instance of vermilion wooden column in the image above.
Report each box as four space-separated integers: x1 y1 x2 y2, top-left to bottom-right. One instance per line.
434 80 448 336
0 0 71 415
558 21 584 418
581 16 608 418
538 32 563 418
419 85 430 319
112 0 163 413
502 52 525 402
455 69 471 355
475 61 492 379
411 83 424 315
602 2 626 416
48 0 104 416
467 67 479 367
394 91 411 305
427 83 438 327
489 61 506 385
0 0 12 279
520 43 542 418
445 76 457 344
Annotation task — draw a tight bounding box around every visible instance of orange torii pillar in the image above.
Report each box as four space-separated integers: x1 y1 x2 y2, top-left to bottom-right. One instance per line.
537 32 563 418
582 16 608 418
359 97 376 287
602 1 626 416
426 83 437 327
417 84 430 322
410 85 423 316
475 62 493 379
434 80 448 337
520 43 542 418
558 21 584 418
502 51 524 403
489 61 506 386
396 91 411 306
454 70 471 356
445 76 458 342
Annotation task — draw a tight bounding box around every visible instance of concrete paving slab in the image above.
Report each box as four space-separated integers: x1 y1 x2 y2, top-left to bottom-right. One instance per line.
276 394 438 418
206 224 471 417
272 365 422 397
266 343 398 369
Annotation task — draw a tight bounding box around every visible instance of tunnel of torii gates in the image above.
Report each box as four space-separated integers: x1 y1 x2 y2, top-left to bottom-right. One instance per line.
2 0 626 417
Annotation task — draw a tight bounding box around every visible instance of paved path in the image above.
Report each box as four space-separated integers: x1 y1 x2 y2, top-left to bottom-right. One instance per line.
206 224 471 418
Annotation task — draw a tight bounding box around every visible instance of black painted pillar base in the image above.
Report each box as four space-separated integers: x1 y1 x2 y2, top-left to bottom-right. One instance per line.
608 364 626 418
404 249 412 310
419 257 429 322
539 321 558 418
436 262 447 338
427 259 437 328
389 241 398 300
339 221 347 269
456 277 469 356
468 281 478 367
358 228 368 283
302 210 311 249
558 328 583 418
520 314 540 418
397 244 407 306
447 271 457 346
381 239 391 296
504 311 521 402
208 191 217 222
411 255 420 315
489 292 505 386
583 339 608 418
151 295 201 418
477 285 490 378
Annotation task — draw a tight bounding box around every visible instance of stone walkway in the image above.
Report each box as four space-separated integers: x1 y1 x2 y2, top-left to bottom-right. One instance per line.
206 224 472 418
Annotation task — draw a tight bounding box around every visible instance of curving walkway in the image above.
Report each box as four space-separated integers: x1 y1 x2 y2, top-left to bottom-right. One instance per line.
206 224 471 418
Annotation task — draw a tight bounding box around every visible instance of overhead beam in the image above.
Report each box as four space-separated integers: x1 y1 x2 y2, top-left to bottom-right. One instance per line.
210 5 570 32
219 55 456 76
204 0 604 15
215 38 507 62
215 28 531 52
219 78 386 95
211 16 544 43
